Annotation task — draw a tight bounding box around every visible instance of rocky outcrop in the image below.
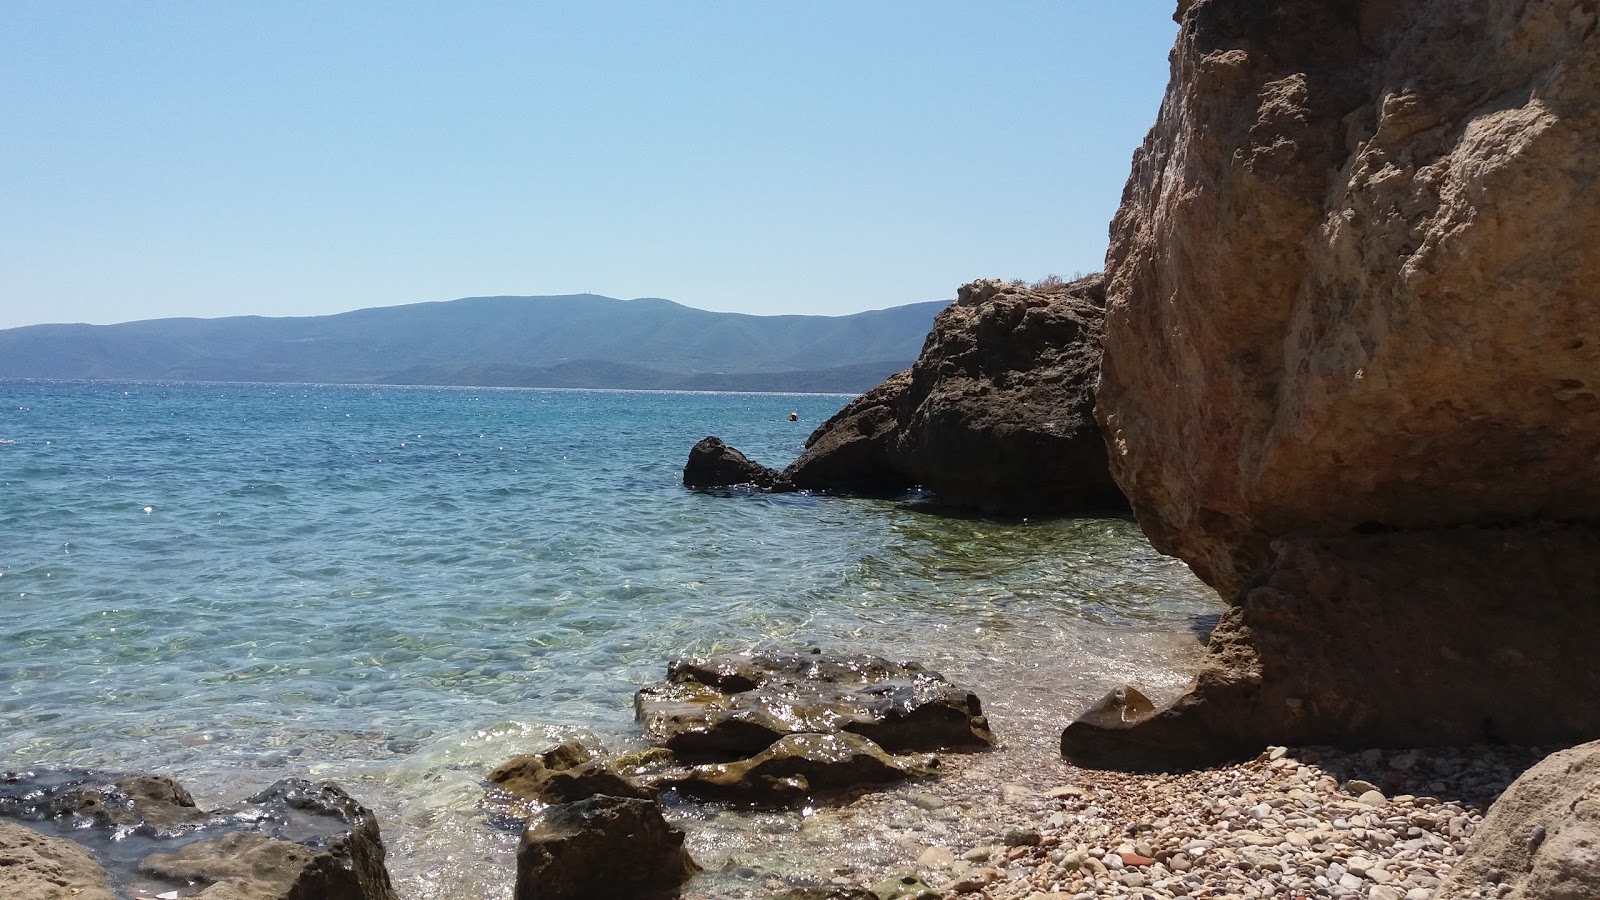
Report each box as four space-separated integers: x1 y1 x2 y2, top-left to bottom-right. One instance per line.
886 277 1123 514
1098 0 1600 597
1074 0 1600 764
682 436 791 491
1439 740 1600 899
785 372 913 495
690 276 1126 515
0 820 114 900
0 771 396 900
514 795 698 900
635 649 993 759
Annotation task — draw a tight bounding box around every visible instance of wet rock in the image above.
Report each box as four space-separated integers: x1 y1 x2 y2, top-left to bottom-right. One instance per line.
683 436 791 491
870 872 941 900
488 740 654 804
785 372 915 496
0 819 114 900
1439 740 1600 899
514 795 697 900
0 771 396 900
140 831 373 900
635 649 993 759
662 732 937 802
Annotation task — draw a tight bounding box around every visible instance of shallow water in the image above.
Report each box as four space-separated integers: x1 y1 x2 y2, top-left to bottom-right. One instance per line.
0 380 1221 898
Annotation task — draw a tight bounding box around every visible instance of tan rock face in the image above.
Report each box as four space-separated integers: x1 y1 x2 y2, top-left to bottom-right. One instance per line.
0 821 114 900
1099 0 1600 596
1440 739 1600 899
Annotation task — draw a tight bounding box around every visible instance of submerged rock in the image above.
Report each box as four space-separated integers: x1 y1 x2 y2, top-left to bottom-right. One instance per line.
635 649 993 759
1440 739 1600 899
0 771 397 900
663 732 937 802
515 795 698 900
488 740 654 804
683 436 791 491
0 819 114 900
1082 0 1600 763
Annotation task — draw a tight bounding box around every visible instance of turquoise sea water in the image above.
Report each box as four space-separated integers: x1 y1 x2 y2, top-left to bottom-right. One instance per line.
0 380 1221 898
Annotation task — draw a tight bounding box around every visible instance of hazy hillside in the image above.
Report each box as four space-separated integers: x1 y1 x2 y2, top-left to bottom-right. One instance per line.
0 294 948 392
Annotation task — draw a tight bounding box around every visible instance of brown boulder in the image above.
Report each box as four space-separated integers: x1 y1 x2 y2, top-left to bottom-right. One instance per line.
514 795 698 900
1084 0 1600 762
1439 740 1600 899
1099 0 1600 597
887 276 1124 514
0 820 114 900
785 372 914 495
787 278 1125 514
140 832 372 900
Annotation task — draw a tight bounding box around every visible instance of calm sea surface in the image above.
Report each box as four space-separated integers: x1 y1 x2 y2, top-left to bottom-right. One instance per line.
0 380 1221 898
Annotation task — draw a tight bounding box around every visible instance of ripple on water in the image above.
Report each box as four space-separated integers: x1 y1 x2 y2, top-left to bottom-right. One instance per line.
0 381 1223 899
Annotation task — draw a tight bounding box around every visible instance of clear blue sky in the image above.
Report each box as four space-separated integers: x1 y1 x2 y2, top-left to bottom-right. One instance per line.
0 3 1178 329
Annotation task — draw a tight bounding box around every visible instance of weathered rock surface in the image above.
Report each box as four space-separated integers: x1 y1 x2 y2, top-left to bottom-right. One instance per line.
785 372 914 495
886 276 1123 515
683 436 791 491
0 819 114 900
1063 524 1600 768
1081 0 1600 763
0 771 396 900
1440 740 1600 899
635 649 993 759
514 795 698 900
662 732 937 802
689 276 1125 514
1098 0 1600 597
488 740 654 805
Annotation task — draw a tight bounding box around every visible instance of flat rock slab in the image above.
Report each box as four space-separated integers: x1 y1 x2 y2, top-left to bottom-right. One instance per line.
0 771 396 900
0 819 115 900
635 649 993 759
661 732 938 803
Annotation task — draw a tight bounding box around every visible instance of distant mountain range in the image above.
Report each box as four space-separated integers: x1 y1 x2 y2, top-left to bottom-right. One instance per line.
0 294 949 393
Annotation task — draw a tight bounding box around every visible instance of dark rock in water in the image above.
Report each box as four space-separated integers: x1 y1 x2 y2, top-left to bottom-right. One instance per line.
635 649 993 759
0 771 397 900
488 740 654 804
785 372 915 495
887 276 1124 515
515 795 698 900
784 277 1124 514
0 819 114 900
1062 524 1600 770
662 732 936 802
683 436 791 491
1438 739 1600 899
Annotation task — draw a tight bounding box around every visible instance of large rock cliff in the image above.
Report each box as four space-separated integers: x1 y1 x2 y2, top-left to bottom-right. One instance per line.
1069 0 1600 764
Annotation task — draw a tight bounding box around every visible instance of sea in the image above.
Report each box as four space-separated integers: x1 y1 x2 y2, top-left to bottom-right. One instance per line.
0 379 1223 898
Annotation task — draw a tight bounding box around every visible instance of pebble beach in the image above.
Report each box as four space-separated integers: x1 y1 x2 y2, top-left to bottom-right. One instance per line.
777 741 1545 900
